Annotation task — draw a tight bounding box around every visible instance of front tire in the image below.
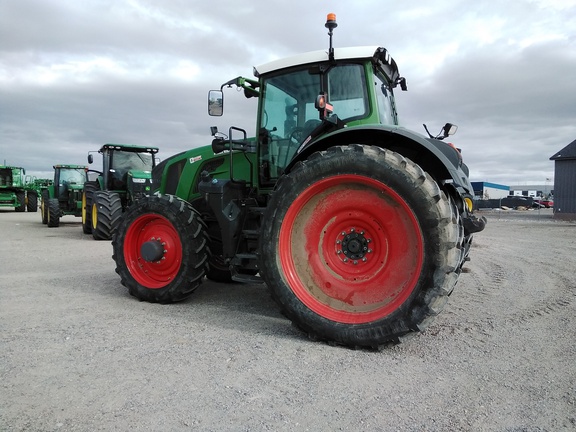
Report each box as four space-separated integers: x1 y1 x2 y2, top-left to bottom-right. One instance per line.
27 192 38 212
15 191 25 212
112 194 209 303
47 198 60 227
82 181 99 234
259 145 461 348
91 191 123 240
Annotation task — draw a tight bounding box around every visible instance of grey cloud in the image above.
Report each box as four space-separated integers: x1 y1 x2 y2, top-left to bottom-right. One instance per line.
1 0 574 186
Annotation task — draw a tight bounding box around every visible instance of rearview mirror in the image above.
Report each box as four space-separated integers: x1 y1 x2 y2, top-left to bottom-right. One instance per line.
443 123 458 137
208 90 223 116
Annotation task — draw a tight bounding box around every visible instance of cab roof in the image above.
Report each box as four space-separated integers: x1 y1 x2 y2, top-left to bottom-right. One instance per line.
53 164 87 169
100 143 159 153
254 46 401 83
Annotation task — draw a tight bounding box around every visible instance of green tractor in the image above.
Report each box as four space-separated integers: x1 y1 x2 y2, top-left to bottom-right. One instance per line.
32 178 53 196
82 143 158 240
112 14 486 348
0 165 38 212
41 165 88 227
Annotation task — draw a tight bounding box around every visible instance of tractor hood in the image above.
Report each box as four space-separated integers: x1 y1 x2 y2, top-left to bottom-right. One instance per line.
128 170 153 180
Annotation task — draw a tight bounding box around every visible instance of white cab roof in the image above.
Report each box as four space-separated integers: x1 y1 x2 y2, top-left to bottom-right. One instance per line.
254 46 381 76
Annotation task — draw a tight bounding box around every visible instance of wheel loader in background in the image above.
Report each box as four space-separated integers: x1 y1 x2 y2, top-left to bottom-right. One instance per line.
82 143 158 240
40 165 88 227
112 14 486 349
0 165 38 212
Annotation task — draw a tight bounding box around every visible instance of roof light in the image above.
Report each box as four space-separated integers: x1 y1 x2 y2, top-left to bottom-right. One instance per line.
326 13 337 27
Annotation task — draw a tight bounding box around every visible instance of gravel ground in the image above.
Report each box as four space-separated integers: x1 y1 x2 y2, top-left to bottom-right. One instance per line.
1 208 575 431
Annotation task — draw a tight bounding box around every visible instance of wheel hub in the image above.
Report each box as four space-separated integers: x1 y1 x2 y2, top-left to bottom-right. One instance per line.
140 238 165 262
336 228 372 264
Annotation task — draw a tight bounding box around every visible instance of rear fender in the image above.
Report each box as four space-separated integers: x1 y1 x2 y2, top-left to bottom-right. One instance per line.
286 125 474 196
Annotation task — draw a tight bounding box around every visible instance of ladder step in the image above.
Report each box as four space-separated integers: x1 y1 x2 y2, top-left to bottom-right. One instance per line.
249 206 266 215
234 253 258 260
231 271 263 283
242 229 259 239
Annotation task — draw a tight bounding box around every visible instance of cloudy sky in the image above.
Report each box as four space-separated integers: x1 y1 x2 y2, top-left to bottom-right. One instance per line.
1 0 575 185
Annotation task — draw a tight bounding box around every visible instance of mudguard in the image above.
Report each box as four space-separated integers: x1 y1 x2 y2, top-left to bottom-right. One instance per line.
286 124 474 196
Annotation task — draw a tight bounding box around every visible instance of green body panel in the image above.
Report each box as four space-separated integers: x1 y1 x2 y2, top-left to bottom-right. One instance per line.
0 191 19 207
129 170 153 180
156 144 256 203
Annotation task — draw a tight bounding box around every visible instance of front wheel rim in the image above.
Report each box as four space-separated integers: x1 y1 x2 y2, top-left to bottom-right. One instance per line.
124 214 183 288
279 174 424 324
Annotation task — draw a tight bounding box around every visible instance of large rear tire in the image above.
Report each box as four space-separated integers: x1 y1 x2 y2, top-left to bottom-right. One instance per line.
259 145 461 349
91 191 122 240
112 194 209 303
27 192 38 212
82 181 99 234
47 198 60 227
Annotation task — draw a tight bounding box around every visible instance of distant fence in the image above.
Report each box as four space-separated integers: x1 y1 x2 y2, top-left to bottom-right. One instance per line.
474 197 535 210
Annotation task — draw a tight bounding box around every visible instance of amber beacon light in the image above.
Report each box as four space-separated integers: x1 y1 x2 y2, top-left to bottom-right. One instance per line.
325 13 337 29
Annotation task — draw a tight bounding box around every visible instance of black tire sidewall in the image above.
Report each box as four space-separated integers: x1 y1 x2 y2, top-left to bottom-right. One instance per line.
113 194 208 303
259 145 453 346
82 181 99 234
91 191 122 240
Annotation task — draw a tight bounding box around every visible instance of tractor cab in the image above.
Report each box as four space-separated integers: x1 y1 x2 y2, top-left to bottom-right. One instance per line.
88 143 158 195
209 15 407 188
53 165 88 203
83 143 159 240
254 46 405 184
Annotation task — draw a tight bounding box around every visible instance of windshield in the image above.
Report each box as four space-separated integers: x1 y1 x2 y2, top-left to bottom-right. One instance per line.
111 151 154 172
258 63 368 183
109 151 154 189
59 168 86 185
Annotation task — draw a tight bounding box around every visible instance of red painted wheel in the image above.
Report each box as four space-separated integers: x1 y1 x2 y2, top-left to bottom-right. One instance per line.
279 175 423 324
260 145 460 347
124 213 183 289
113 194 208 303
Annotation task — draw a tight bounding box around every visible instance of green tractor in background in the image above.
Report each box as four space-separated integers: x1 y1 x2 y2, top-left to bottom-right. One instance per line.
82 143 158 240
40 165 88 227
0 165 38 212
32 178 53 197
112 14 486 349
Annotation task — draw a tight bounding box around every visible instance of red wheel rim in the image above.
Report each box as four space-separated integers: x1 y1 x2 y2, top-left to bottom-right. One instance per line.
279 174 424 324
124 214 183 288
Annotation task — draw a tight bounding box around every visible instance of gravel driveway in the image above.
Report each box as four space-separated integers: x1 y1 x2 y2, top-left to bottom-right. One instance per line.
1 209 575 431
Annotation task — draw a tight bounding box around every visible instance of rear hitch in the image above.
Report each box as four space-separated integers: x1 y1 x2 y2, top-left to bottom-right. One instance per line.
463 214 487 235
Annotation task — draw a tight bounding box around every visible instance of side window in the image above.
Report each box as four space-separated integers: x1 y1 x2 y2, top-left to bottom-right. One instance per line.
328 64 368 121
374 73 396 125
262 84 296 138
